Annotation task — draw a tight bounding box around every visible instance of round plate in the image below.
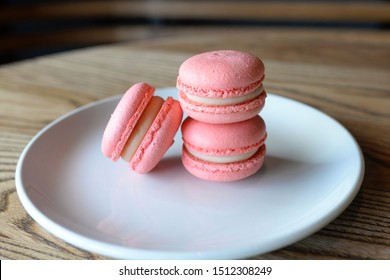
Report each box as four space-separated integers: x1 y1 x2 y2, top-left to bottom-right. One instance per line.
15 88 364 259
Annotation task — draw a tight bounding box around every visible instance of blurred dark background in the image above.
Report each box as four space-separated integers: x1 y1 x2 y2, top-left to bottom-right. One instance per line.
1 0 389 65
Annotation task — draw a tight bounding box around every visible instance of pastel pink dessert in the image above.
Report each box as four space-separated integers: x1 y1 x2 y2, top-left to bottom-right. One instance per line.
101 82 183 173
177 50 266 124
181 115 267 182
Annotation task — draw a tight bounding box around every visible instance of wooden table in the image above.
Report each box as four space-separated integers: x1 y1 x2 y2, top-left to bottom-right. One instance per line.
0 27 389 259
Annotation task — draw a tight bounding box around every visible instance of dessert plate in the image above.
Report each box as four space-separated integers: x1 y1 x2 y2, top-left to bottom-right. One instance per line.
15 88 364 259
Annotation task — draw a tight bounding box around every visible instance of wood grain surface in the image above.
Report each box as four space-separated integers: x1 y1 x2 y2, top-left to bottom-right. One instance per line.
0 27 389 259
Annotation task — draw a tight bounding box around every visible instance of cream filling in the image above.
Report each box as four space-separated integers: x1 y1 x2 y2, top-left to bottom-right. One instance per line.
186 85 263 106
121 96 164 162
186 145 258 163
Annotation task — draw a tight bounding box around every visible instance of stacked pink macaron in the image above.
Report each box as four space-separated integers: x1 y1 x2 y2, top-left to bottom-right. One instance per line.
177 50 267 182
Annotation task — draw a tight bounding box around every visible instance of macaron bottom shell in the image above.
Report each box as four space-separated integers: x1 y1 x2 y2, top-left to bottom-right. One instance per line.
178 90 266 124
182 144 266 182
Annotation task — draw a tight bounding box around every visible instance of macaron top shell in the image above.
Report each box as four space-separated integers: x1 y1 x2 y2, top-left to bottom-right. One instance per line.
101 82 154 161
177 50 265 98
181 115 266 157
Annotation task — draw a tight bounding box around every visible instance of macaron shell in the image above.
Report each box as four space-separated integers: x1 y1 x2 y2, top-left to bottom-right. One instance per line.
101 83 154 161
179 90 266 124
130 97 183 173
182 145 266 182
177 50 265 98
181 115 267 157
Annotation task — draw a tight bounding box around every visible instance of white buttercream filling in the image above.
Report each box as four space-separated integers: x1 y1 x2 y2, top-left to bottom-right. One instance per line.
186 146 258 163
121 96 163 162
186 85 263 106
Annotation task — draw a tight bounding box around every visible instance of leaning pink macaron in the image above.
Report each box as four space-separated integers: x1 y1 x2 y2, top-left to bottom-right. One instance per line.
181 115 267 182
177 50 267 124
101 82 183 173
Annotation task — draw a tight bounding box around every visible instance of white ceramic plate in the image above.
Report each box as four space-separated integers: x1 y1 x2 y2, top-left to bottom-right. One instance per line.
15 88 364 260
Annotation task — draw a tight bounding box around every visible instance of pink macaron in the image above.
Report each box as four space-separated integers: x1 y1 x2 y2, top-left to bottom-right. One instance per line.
101 82 183 173
177 50 267 124
181 115 267 182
